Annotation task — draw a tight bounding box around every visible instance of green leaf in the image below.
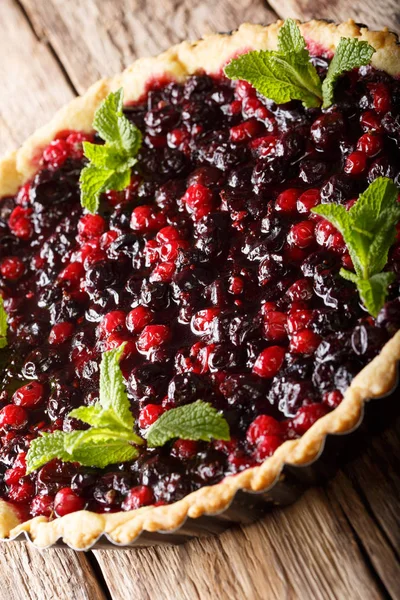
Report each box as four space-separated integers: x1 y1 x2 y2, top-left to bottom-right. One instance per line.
322 37 375 107
92 89 124 144
80 164 114 214
225 49 322 109
63 428 139 468
0 297 7 349
355 272 396 318
26 431 73 474
277 18 307 56
98 344 135 431
313 177 400 317
145 400 230 447
80 88 142 213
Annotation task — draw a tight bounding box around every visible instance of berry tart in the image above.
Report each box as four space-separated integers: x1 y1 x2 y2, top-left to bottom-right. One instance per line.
0 19 400 550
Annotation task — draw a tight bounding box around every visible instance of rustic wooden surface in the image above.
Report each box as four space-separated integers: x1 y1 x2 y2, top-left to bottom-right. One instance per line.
0 1 399 598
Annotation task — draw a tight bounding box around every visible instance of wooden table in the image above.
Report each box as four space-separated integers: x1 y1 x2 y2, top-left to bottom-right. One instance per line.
0 1 399 598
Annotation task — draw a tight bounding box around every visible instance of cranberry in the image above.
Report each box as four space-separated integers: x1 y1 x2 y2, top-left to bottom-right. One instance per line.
0 256 25 280
246 415 283 444
255 435 283 460
122 485 154 510
42 139 69 168
138 404 165 428
297 189 320 214
263 311 287 341
253 346 286 378
230 119 262 142
275 188 300 214
126 306 154 333
49 322 74 345
323 389 343 408
54 487 85 516
137 325 171 353
356 132 383 157
360 110 382 132
288 221 315 249
78 214 106 240
150 261 176 283
30 494 54 517
172 439 198 459
13 382 44 408
0 405 28 430
182 184 214 219
191 308 220 336
310 112 345 150
369 83 391 114
4 467 26 485
98 311 127 338
291 404 329 435
287 310 314 333
130 205 165 233
344 151 367 175
58 262 84 286
7 481 35 503
290 330 321 354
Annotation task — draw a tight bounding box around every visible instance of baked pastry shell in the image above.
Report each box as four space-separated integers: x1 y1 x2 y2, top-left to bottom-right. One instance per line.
0 19 399 549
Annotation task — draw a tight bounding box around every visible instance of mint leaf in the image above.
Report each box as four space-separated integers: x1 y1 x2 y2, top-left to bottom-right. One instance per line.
145 400 230 447
99 344 134 430
80 165 114 215
322 37 375 107
26 431 73 474
225 19 322 108
312 177 400 316
63 428 139 468
0 297 7 349
80 88 142 214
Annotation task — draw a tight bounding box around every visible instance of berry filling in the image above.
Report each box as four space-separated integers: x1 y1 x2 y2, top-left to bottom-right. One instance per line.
0 61 399 518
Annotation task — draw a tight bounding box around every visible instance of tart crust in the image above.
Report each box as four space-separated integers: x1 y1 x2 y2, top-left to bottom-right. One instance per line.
0 19 400 549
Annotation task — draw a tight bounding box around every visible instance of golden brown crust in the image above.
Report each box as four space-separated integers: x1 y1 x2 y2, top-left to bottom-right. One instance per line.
1 19 400 549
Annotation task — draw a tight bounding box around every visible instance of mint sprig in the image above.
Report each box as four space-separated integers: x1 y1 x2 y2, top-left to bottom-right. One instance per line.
26 346 230 473
224 19 375 109
322 37 375 108
80 88 142 214
145 400 230 447
312 177 400 317
0 297 8 349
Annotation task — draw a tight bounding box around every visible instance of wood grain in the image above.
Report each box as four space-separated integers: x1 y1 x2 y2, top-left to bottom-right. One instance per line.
0 543 106 600
267 0 400 35
0 0 74 154
19 0 277 95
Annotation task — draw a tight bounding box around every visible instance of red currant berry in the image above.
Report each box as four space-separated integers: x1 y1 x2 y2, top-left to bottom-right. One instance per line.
255 435 283 460
275 188 300 214
290 329 321 354
136 325 171 353
288 221 315 249
30 494 54 517
356 132 383 157
98 311 127 339
54 487 85 516
7 481 35 503
253 346 286 378
122 485 154 511
263 311 287 341
0 256 25 280
291 404 329 435
246 415 283 445
49 322 74 345
0 405 28 430
42 139 69 169
13 381 44 408
126 306 154 333
344 151 367 175
297 189 320 214
138 404 165 428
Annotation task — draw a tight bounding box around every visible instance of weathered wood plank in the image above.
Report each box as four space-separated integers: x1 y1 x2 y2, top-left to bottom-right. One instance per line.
268 0 400 35
0 543 106 600
19 0 278 95
0 0 75 154
94 484 385 600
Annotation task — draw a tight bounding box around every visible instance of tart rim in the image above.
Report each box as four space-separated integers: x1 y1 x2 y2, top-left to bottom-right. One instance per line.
0 19 399 549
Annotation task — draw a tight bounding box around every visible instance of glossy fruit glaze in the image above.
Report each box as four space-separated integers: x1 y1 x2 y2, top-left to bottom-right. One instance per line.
0 58 400 521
